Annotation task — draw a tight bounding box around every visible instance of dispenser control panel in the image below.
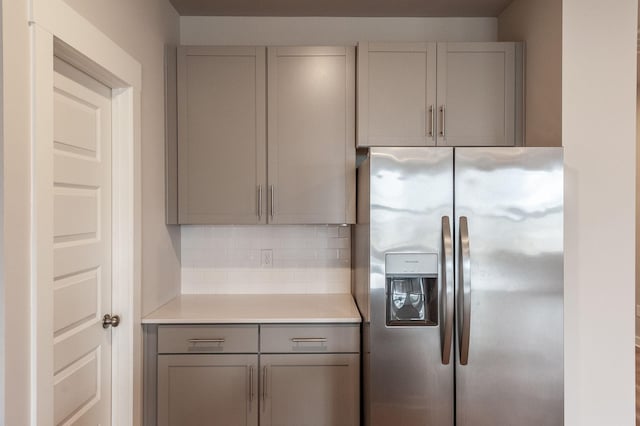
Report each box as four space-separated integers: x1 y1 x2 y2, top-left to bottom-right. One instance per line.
385 253 438 327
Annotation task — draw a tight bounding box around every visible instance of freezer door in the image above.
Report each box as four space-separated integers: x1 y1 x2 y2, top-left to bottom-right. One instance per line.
368 147 454 426
454 148 563 425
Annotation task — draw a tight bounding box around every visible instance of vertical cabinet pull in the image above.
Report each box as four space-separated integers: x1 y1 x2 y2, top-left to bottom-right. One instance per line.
427 105 435 138
257 185 263 220
269 185 275 218
248 365 254 407
261 365 268 410
439 105 446 138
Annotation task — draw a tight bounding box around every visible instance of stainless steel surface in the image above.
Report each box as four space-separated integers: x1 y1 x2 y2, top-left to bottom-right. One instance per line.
363 147 454 426
357 147 563 426
439 105 446 138
258 185 263 220
102 314 120 329
454 147 563 426
187 338 226 344
457 216 471 365
290 338 328 343
440 216 454 365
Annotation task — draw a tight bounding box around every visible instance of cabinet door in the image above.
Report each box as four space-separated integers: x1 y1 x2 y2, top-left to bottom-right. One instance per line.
178 46 267 224
158 354 258 426
260 354 359 426
436 42 516 146
267 46 356 224
357 42 437 147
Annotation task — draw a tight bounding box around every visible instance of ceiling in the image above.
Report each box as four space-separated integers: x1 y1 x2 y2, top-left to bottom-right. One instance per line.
169 0 515 17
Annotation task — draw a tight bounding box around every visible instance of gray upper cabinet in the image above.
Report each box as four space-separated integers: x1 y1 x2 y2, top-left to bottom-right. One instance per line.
357 41 523 148
174 45 355 225
177 46 267 224
437 42 519 147
267 46 356 224
357 42 437 147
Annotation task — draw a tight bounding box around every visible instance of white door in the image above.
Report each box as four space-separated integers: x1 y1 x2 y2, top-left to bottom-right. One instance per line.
52 58 113 425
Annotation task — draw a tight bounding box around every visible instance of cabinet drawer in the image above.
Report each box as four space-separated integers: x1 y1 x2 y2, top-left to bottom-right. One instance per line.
260 324 359 353
158 325 258 354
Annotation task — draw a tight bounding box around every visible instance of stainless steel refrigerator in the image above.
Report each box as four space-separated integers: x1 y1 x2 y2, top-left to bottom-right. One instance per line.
354 147 563 426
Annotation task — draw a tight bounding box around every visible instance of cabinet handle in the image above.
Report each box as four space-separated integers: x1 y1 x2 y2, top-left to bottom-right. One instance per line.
257 185 263 220
187 338 225 344
439 105 446 138
262 365 268 410
269 185 275 218
291 338 328 343
427 105 435 138
249 365 254 407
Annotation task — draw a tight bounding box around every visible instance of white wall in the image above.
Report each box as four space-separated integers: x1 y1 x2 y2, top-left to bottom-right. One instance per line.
1 0 180 423
0 1 5 421
563 0 637 424
61 0 182 316
2 0 32 423
180 16 498 45
497 0 562 147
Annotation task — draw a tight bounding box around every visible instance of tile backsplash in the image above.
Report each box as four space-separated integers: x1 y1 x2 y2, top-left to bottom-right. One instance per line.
181 225 351 294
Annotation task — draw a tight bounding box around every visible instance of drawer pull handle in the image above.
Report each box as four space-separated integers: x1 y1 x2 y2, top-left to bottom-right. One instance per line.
290 338 327 343
187 338 225 344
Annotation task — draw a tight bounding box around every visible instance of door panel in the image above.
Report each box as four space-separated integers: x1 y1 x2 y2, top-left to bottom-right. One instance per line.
454 147 563 425
368 147 454 426
267 46 355 224
177 46 267 224
437 43 515 147
53 58 112 425
260 354 359 426
358 42 437 147
157 354 258 426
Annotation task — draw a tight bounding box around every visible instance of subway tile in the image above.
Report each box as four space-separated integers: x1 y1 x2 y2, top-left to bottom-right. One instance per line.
181 225 351 294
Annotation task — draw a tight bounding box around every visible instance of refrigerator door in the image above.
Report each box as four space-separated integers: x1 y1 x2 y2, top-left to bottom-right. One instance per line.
454 148 563 425
368 147 454 426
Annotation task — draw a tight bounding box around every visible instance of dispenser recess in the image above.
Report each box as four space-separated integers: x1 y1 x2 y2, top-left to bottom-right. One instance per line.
385 253 438 326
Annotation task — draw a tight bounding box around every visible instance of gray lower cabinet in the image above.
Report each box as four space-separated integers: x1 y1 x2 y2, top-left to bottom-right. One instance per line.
260 354 360 426
158 354 259 426
147 323 360 426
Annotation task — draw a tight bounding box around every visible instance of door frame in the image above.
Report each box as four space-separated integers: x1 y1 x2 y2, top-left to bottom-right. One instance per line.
29 1 142 424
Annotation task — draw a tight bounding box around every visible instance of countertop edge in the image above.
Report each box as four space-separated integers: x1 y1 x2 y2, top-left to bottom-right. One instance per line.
141 293 362 325
141 317 362 324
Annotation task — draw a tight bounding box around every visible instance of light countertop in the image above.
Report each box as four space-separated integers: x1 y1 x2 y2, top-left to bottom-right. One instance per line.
142 293 362 324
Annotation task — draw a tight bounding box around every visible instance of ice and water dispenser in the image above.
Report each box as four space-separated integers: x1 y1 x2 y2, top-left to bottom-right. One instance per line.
385 253 438 326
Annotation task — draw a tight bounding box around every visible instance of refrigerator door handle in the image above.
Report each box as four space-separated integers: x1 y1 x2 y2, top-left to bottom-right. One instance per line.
458 216 471 365
440 216 454 364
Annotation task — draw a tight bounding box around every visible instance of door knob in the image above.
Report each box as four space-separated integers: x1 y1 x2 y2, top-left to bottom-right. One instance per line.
102 314 121 329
